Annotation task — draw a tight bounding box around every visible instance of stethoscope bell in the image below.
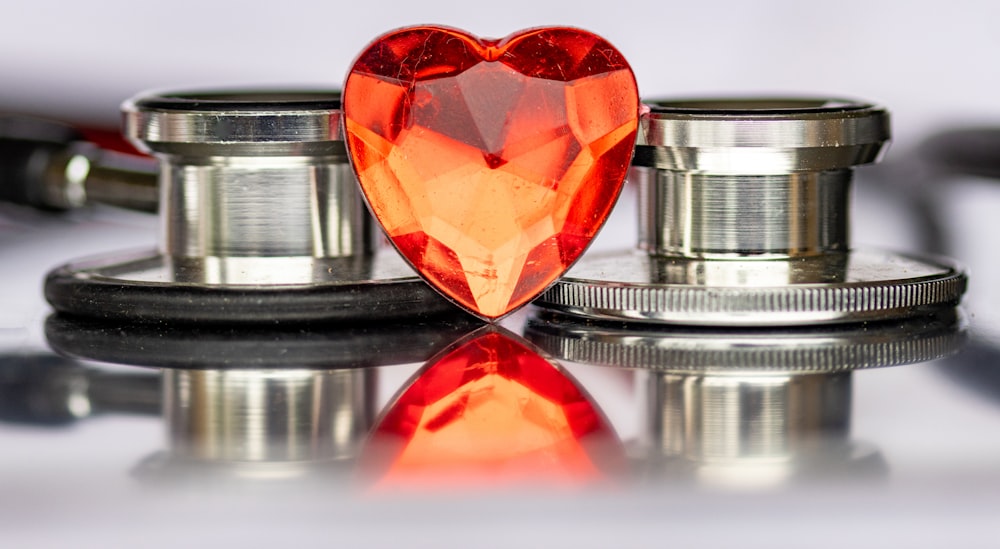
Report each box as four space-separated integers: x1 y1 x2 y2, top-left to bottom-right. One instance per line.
535 98 967 326
44 89 450 323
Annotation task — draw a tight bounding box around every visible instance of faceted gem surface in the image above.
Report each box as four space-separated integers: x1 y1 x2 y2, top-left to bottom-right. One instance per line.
343 26 639 319
362 330 622 490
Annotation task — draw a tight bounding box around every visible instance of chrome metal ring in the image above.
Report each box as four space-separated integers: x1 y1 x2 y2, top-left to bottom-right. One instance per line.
637 98 890 174
124 90 345 156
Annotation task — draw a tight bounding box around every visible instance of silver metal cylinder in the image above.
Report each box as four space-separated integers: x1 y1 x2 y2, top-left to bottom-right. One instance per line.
634 98 888 259
163 368 375 463
162 159 369 259
637 169 850 257
124 90 376 282
642 372 851 463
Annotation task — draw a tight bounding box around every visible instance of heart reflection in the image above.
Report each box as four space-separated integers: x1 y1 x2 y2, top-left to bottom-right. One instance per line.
361 327 623 490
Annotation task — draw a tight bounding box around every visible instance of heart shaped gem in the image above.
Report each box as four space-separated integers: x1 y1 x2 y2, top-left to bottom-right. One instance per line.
343 26 639 319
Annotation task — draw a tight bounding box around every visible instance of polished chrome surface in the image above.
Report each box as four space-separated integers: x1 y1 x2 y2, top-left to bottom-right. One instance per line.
44 142 158 213
124 90 373 264
78 147 158 212
124 91 343 154
38 314 477 479
638 371 874 488
635 98 886 258
7 215 996 542
643 372 850 460
17 304 967 493
163 368 374 465
37 143 89 209
161 159 370 260
538 97 966 325
636 99 889 174
637 168 850 257
49 249 410 285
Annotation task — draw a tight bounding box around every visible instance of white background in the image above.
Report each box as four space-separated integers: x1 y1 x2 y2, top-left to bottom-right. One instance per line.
2 0 999 153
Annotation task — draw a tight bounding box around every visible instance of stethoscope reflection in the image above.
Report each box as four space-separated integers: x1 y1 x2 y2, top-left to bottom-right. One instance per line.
635 370 881 489
526 309 966 489
22 309 964 490
139 367 375 482
43 314 475 484
40 316 622 488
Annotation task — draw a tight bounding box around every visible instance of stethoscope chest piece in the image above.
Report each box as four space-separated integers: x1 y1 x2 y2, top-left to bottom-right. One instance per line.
44 89 451 323
535 98 966 326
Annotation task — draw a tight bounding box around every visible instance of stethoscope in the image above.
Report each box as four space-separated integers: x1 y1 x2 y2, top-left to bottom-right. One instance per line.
4 90 453 323
1 88 989 492
1 88 971 327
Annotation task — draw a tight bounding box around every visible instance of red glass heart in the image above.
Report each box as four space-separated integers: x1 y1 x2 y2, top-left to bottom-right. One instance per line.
361 329 623 490
343 26 639 319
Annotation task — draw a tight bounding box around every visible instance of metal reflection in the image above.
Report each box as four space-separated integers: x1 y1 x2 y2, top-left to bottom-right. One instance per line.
145 367 376 481
526 309 965 488
42 313 479 483
25 308 966 489
637 371 876 489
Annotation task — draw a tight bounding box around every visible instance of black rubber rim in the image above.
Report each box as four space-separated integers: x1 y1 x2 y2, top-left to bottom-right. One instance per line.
44 266 460 325
134 89 342 112
45 313 482 369
646 97 872 116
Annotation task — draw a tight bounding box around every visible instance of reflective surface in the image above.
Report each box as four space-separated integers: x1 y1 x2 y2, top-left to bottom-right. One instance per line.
637 169 850 257
2 175 1000 547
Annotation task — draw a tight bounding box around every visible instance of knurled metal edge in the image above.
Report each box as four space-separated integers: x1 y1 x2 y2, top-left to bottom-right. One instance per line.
526 318 966 373
531 332 960 372
536 271 967 326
